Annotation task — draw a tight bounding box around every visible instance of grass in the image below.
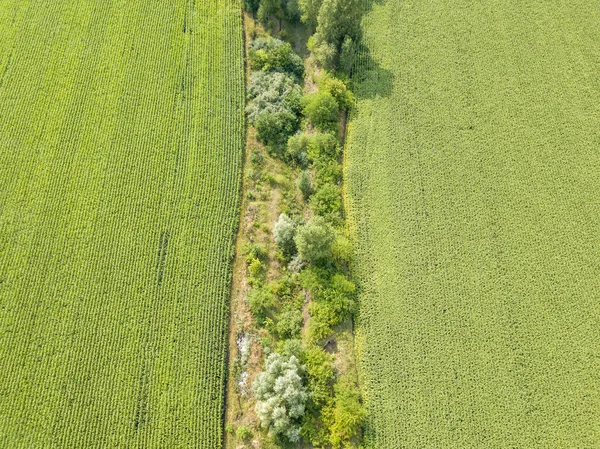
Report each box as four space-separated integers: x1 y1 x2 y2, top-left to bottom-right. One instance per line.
346 0 600 447
0 0 243 447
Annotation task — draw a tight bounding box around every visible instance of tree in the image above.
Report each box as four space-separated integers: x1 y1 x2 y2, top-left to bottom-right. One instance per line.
304 91 339 131
247 71 303 148
309 183 342 218
249 37 304 79
273 213 297 257
294 216 336 264
298 0 323 28
320 75 354 109
258 0 282 22
298 170 313 200
287 133 311 167
315 0 362 50
254 353 309 442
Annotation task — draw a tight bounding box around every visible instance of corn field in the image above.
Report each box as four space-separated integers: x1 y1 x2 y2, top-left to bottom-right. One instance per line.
0 0 244 447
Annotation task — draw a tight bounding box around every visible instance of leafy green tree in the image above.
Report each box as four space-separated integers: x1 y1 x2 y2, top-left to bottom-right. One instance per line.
320 75 354 109
258 0 282 22
294 216 336 265
286 133 311 167
253 353 309 442
304 91 339 131
298 170 313 200
247 71 303 148
249 37 304 78
315 0 362 49
274 213 297 257
298 0 323 28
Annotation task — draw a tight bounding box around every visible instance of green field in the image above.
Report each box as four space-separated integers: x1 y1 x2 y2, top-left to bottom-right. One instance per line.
346 0 600 447
0 0 243 447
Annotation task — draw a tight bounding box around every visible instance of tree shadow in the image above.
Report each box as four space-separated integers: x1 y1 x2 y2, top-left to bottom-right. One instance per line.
349 0 394 100
351 41 394 100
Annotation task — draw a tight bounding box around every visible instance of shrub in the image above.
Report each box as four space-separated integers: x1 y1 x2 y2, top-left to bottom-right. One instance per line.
254 353 309 442
286 133 311 167
310 183 342 217
314 158 343 186
298 170 313 200
276 308 303 339
294 216 336 265
255 110 300 149
302 346 335 407
304 91 339 131
236 425 253 440
326 377 366 448
332 233 353 265
249 37 304 78
248 258 266 285
243 242 268 264
274 213 297 257
320 76 354 109
248 287 276 324
307 132 339 161
257 0 281 22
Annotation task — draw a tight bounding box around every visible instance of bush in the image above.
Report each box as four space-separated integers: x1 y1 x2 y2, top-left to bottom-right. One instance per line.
243 242 268 264
310 183 342 217
274 213 297 257
304 91 339 131
298 170 313 200
258 0 281 22
326 377 366 448
236 425 253 440
332 234 353 265
276 308 303 339
314 158 343 186
320 76 354 109
286 133 311 167
249 37 304 79
248 258 266 285
253 353 309 442
307 132 339 161
302 346 335 407
248 287 276 324
255 110 300 149
294 216 336 265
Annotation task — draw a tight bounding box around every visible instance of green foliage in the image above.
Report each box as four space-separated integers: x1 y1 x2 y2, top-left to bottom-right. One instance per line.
243 242 268 264
253 353 309 442
320 75 354 110
248 287 276 324
247 71 303 148
236 425 253 440
258 0 282 22
304 91 339 131
274 213 298 257
326 378 366 448
249 37 304 78
307 132 339 161
276 308 304 339
332 234 353 265
302 346 335 407
283 0 301 21
286 133 311 167
298 170 313 200
314 158 343 186
310 182 342 219
339 36 358 73
245 0 261 13
294 216 337 265
314 0 362 55
298 0 323 28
